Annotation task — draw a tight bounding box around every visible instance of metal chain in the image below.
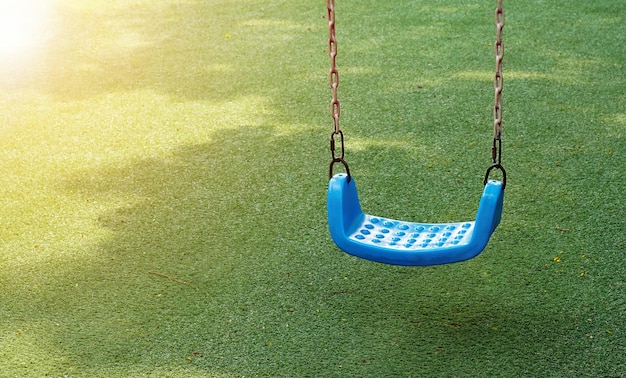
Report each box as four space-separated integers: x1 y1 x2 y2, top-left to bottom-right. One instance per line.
327 0 350 180
486 0 507 188
328 0 340 135
493 0 504 162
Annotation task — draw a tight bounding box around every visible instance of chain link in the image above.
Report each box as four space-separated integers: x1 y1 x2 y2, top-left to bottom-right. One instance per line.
327 0 350 179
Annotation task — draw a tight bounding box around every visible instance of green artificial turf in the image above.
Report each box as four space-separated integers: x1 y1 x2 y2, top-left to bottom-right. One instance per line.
0 0 624 376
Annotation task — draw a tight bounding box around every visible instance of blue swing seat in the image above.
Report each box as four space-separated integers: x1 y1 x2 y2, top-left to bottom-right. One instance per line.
328 173 504 266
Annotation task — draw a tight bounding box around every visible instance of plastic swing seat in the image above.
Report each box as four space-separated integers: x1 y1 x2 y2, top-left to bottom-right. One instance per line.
328 173 504 266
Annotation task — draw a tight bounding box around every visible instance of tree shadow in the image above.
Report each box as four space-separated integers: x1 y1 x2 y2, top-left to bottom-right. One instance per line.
0 119 331 373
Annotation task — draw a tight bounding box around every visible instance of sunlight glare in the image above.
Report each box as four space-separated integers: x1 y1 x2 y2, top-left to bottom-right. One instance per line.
0 0 52 56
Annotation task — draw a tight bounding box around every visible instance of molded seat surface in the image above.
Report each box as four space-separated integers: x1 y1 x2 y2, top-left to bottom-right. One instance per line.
328 174 504 266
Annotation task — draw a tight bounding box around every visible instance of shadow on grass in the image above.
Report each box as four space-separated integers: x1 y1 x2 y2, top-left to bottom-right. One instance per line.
5 150 610 375
1 123 328 374
4 122 616 376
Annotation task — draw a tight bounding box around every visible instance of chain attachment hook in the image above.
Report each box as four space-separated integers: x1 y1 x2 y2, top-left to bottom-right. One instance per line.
484 163 506 189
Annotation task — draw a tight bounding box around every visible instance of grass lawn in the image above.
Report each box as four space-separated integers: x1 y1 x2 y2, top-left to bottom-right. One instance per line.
0 0 624 376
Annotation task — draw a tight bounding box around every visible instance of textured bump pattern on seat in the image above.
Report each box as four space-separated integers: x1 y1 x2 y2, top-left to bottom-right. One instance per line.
350 217 474 250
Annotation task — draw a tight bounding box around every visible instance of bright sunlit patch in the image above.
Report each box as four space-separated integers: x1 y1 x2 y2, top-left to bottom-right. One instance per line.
0 0 51 56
